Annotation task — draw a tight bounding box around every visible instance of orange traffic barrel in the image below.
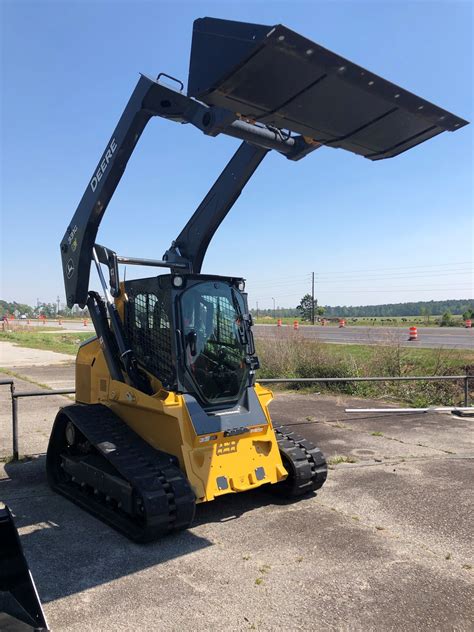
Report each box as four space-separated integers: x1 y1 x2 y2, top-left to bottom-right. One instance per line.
83 319 88 327
465 319 472 329
339 319 346 328
408 326 418 341
277 318 282 327
293 320 299 330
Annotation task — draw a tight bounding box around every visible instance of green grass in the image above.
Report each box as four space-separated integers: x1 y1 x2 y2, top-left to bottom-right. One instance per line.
256 337 474 407
258 338 474 374
328 455 358 465
0 331 93 355
256 338 474 378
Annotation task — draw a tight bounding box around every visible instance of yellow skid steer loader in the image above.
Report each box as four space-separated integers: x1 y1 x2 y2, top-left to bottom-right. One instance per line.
45 18 467 541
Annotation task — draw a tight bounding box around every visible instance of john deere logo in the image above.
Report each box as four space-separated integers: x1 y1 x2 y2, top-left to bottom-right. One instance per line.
66 259 75 279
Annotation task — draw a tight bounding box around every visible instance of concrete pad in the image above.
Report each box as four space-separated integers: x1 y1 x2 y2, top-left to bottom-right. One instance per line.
326 457 473 564
342 409 474 454
9 364 76 390
269 392 474 457
0 370 473 630
1 456 472 632
0 341 73 367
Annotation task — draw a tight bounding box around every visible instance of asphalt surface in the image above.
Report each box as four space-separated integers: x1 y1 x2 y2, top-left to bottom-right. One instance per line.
254 323 474 349
0 353 472 631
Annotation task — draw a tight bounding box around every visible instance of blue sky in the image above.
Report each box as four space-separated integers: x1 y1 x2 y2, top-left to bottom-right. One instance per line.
1 0 472 310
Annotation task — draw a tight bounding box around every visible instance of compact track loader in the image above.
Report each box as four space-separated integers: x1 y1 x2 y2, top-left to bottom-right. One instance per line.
47 18 467 541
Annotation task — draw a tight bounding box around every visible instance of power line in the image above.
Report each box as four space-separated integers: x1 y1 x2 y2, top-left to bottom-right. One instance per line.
249 281 312 292
248 265 473 289
253 286 473 300
249 268 472 285
316 269 473 282
249 273 312 284
315 273 473 285
314 261 473 274
317 287 474 293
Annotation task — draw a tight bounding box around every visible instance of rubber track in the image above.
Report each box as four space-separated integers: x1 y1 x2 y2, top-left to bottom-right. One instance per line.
272 425 327 497
47 404 195 542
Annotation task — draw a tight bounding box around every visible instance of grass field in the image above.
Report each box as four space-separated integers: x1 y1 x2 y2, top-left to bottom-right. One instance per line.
0 331 92 355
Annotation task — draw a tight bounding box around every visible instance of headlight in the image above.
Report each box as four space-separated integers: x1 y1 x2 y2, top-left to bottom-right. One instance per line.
237 280 245 292
173 275 184 288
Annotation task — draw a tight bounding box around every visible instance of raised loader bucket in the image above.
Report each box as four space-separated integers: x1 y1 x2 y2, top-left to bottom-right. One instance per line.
188 18 468 160
0 504 49 631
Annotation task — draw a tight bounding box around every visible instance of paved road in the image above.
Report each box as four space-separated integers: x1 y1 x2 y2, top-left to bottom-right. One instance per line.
254 324 474 350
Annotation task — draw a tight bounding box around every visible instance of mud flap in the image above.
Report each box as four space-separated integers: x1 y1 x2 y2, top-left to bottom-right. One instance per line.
0 504 49 631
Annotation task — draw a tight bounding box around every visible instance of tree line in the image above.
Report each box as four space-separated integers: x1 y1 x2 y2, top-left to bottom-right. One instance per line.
321 299 473 318
252 298 473 319
0 300 89 319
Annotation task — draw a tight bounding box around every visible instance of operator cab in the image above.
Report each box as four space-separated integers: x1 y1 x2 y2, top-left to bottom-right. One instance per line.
124 274 259 410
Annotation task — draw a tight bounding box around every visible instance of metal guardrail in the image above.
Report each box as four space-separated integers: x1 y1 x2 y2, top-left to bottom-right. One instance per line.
0 381 76 460
0 375 472 461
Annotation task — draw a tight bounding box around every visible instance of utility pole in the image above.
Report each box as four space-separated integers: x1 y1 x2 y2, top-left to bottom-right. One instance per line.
272 297 276 320
57 295 60 315
256 301 259 320
311 272 315 325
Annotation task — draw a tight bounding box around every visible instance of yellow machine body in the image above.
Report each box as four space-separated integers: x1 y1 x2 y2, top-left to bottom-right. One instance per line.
75 337 288 503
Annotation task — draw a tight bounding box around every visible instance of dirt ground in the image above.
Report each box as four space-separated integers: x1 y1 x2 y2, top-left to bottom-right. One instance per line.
0 358 473 631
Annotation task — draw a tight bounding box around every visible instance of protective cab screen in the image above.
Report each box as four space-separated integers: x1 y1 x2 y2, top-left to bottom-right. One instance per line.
188 18 468 160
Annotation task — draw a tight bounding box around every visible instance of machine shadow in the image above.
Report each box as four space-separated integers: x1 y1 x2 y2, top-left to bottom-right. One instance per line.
1 455 313 604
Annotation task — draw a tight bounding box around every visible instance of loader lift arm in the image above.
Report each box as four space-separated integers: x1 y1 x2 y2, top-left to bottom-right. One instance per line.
61 75 315 309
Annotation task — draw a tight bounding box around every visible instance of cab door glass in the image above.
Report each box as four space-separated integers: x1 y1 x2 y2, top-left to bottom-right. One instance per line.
180 282 247 403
